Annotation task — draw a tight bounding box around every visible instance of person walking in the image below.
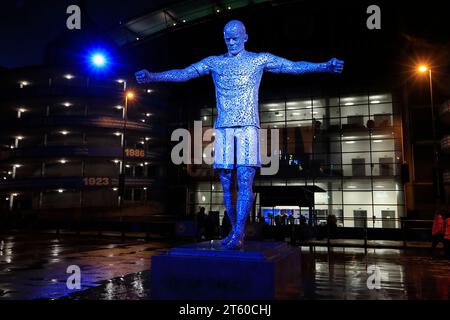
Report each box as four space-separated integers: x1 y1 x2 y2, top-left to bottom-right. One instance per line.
196 207 206 240
221 210 231 239
431 209 445 254
444 211 450 259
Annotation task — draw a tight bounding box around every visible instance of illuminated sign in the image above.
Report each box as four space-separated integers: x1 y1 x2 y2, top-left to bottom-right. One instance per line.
83 177 111 186
125 148 145 158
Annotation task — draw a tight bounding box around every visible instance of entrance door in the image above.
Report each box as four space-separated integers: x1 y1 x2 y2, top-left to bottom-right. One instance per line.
381 210 396 228
379 157 394 176
353 210 367 228
352 158 366 177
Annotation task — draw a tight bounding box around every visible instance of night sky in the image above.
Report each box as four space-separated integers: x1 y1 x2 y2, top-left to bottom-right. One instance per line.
1 0 450 70
0 0 178 68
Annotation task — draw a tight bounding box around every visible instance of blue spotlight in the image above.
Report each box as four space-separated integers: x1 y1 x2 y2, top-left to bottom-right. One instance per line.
90 52 108 69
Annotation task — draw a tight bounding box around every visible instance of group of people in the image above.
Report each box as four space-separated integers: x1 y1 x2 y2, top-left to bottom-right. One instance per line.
195 207 221 240
197 207 243 241
431 210 450 258
274 211 296 226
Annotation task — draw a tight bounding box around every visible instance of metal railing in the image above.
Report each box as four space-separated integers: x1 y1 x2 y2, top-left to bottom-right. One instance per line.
0 212 436 254
0 212 179 241
258 216 435 253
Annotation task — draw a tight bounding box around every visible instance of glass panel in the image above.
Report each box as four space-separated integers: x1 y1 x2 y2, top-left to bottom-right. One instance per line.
344 191 372 204
373 205 400 228
342 152 370 165
286 109 312 121
343 179 372 190
373 191 404 205
372 179 402 190
285 100 313 110
341 102 369 117
342 139 370 152
285 120 313 128
343 205 373 228
195 191 209 204
342 164 372 177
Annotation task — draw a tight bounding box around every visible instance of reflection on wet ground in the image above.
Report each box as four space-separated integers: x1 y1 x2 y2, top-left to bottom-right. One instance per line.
297 246 449 300
0 234 177 300
1 234 448 300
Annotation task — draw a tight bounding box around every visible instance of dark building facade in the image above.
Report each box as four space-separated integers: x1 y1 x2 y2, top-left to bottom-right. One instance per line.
0 66 168 223
442 101 450 196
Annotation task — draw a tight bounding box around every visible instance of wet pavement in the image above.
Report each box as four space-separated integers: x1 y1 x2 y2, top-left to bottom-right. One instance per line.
0 233 179 300
0 234 449 300
297 246 449 299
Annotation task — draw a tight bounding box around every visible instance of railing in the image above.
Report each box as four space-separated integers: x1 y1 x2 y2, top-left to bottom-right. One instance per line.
0 211 179 241
441 136 450 151
439 100 450 115
444 171 450 185
262 216 402 228
0 211 436 254
258 216 435 253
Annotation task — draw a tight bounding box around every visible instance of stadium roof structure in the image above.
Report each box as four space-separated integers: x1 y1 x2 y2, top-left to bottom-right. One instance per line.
109 0 272 46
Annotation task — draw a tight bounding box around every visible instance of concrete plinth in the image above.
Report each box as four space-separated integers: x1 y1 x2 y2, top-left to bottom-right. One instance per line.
150 241 301 300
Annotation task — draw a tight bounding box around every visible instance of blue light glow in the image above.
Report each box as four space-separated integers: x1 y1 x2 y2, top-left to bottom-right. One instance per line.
90 52 107 68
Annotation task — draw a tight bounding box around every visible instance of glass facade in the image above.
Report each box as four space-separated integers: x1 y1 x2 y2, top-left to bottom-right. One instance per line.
189 92 405 228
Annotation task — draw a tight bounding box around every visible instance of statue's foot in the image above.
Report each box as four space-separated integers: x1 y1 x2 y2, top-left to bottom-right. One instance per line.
224 234 244 250
220 231 234 245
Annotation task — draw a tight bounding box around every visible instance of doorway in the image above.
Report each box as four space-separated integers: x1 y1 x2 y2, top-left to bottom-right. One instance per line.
352 158 366 177
353 210 367 228
381 210 396 228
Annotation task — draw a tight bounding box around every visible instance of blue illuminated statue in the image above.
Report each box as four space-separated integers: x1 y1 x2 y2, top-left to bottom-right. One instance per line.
136 20 344 249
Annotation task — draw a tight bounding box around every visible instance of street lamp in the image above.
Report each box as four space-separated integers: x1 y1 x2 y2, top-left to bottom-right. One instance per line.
417 64 437 161
417 64 441 199
119 86 135 206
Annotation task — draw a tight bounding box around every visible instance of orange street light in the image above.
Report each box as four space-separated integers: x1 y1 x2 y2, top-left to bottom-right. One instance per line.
126 91 135 99
418 65 428 73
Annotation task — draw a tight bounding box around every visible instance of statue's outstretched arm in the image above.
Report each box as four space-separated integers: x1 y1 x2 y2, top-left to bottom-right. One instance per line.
136 57 212 84
265 54 344 75
135 66 200 83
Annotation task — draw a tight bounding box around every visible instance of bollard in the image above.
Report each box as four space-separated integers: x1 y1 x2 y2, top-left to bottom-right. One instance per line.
364 217 368 255
402 219 407 248
327 225 331 248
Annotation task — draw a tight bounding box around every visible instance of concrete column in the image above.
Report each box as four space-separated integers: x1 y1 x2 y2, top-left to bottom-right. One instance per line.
39 192 43 210
9 194 15 211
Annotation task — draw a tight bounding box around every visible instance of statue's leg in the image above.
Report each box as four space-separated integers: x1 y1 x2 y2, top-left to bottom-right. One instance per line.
218 169 236 244
224 166 256 250
213 127 237 244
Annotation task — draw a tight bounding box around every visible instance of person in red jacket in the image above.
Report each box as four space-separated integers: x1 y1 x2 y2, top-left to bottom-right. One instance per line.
431 210 445 254
444 211 450 259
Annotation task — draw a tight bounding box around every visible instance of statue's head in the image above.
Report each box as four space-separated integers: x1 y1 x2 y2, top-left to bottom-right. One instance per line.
224 20 248 56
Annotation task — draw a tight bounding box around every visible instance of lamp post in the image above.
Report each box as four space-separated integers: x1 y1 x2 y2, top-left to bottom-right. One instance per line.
418 64 441 200
118 83 134 207
418 65 437 161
